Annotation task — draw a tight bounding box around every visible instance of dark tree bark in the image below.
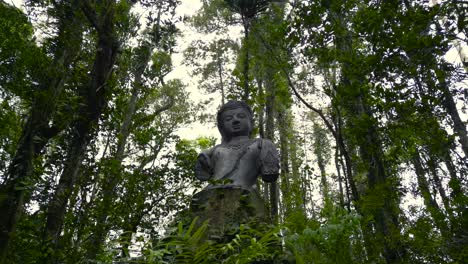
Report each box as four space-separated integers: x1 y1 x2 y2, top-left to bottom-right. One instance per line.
278 111 291 215
215 41 226 105
241 14 251 101
330 1 406 258
334 146 346 209
264 67 277 222
427 157 453 217
440 83 468 157
0 3 83 261
85 75 141 260
43 1 120 259
412 152 449 236
313 123 330 203
86 73 174 260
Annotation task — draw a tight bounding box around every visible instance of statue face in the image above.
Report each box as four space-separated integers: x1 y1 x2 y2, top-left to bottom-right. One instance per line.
221 107 252 137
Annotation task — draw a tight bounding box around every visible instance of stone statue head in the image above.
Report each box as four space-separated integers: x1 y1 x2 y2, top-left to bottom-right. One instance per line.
217 101 254 142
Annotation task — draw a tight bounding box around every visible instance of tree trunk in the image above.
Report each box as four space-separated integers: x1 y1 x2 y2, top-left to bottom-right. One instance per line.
412 152 449 236
43 2 119 259
256 77 269 201
277 111 291 216
440 83 468 157
335 147 346 209
329 3 405 258
215 41 226 105
264 67 277 222
241 16 250 102
426 157 452 217
0 3 83 260
289 128 304 213
313 123 330 203
85 72 141 260
86 60 175 259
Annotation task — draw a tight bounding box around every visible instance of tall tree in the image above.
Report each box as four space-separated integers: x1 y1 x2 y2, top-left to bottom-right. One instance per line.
0 1 84 260
84 2 179 258
43 0 128 257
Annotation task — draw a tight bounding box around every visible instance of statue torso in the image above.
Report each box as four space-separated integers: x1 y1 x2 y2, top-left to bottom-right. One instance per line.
211 139 260 189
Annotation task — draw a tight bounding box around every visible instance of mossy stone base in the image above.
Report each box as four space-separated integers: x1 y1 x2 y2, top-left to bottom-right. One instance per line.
190 186 266 240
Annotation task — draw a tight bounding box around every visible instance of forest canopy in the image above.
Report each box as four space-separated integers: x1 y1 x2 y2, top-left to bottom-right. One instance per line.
0 0 466 263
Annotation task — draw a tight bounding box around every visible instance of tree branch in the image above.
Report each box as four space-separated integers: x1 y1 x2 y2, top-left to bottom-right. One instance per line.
81 0 100 32
283 71 338 139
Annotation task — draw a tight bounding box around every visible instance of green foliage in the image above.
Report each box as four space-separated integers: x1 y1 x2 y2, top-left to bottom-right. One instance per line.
140 206 366 264
190 0 236 33
284 203 365 264
144 219 213 263
144 219 282 264
404 214 448 264
0 100 22 174
1 0 466 263
0 2 45 101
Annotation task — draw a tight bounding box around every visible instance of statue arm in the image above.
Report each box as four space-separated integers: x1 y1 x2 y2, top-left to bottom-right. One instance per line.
259 139 280 182
195 149 213 181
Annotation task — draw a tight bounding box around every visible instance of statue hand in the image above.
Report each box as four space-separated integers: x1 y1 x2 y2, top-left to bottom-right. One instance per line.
195 153 212 181
260 139 280 182
198 153 211 168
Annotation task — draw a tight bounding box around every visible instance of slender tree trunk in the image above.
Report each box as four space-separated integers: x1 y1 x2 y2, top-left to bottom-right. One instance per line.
338 156 352 210
85 73 141 260
440 83 468 157
300 171 308 214
83 13 162 252
330 3 406 258
0 4 83 260
355 93 405 262
257 78 265 139
426 157 452 216
241 16 250 101
412 152 449 236
256 78 268 200
264 68 277 222
431 13 468 156
289 130 304 213
277 111 291 216
335 147 346 209
333 109 360 203
442 152 465 211
215 42 226 105
313 123 330 203
406 2 468 158
86 62 174 259
44 2 119 259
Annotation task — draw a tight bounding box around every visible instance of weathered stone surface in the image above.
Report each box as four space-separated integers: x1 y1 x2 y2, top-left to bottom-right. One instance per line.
190 185 266 239
194 100 280 191
190 101 279 240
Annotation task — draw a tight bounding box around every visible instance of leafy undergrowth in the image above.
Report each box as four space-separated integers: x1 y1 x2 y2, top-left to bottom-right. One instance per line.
134 204 364 264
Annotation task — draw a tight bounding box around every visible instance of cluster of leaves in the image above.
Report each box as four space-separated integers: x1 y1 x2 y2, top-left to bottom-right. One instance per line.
136 201 364 264
184 0 467 263
1 0 467 263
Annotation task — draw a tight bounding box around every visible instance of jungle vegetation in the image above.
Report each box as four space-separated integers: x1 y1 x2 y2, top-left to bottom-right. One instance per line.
0 0 466 263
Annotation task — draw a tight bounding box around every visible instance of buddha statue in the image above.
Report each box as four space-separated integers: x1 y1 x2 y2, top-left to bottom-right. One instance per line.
194 100 279 190
189 101 279 237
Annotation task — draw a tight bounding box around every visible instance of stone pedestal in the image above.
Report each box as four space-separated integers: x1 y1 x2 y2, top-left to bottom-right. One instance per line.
190 185 267 240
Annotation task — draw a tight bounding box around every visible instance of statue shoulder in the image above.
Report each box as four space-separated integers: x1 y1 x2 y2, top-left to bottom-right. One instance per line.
200 144 219 156
259 138 275 149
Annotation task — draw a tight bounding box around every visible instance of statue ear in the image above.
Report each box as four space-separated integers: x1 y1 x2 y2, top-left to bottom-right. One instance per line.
218 124 227 141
